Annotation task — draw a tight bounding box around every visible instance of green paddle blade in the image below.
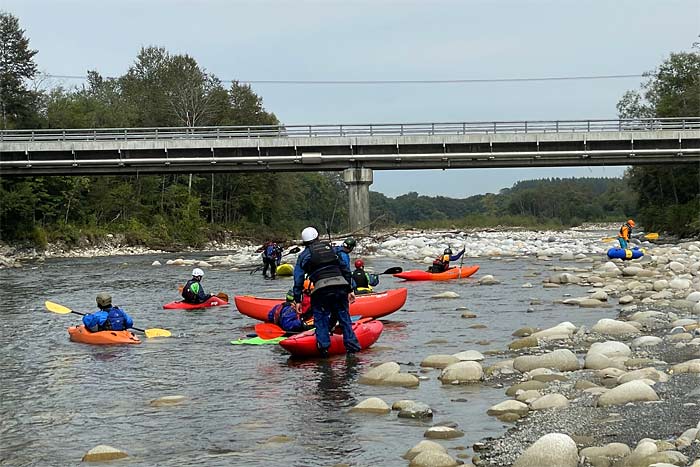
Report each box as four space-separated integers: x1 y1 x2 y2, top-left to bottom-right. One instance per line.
45 301 73 314
231 336 285 345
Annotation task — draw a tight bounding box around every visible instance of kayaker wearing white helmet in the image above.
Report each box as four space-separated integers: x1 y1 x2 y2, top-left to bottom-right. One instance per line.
182 268 214 304
291 226 360 357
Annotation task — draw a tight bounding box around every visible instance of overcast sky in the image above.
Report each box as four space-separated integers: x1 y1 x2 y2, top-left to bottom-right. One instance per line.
4 0 698 197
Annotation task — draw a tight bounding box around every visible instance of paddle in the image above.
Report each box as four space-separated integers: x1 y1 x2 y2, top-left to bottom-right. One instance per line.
44 301 171 338
602 232 658 242
378 266 402 275
256 315 368 340
176 286 228 303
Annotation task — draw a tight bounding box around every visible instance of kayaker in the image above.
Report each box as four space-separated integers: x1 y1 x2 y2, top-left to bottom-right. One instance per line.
82 293 134 332
351 259 379 295
292 226 361 357
430 247 466 273
334 237 356 270
266 290 312 333
617 219 635 249
261 242 283 279
182 268 214 304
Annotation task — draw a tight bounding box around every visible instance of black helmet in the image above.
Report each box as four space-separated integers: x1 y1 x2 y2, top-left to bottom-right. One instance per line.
343 237 356 251
444 248 452 255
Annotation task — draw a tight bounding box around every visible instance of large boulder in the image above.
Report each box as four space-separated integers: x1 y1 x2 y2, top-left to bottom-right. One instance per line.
591 319 641 336
513 433 579 467
513 349 580 373
349 397 391 414
597 380 659 406
439 361 483 384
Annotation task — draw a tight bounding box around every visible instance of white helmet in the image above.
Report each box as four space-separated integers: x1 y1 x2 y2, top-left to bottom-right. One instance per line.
192 268 204 277
301 226 319 243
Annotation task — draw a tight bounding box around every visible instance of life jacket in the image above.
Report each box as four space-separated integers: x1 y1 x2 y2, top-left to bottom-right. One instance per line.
268 302 287 325
619 223 631 240
182 278 202 303
264 244 279 259
102 306 128 331
352 269 370 289
306 241 344 283
432 254 450 272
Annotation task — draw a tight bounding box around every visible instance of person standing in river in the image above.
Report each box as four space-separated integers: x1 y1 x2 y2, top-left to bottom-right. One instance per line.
261 242 283 279
292 227 360 357
617 219 635 249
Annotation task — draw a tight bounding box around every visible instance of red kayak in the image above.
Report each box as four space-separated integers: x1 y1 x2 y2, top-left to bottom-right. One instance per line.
234 288 407 321
163 296 229 310
279 319 384 357
393 265 479 281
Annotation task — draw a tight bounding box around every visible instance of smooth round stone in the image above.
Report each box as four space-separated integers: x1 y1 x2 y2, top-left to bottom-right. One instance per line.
349 397 391 414
423 426 464 439
597 380 659 406
452 350 484 361
439 361 483 384
82 445 128 462
487 400 529 416
403 440 447 460
359 362 400 384
421 354 460 369
398 402 433 419
432 291 460 299
512 433 578 467
505 380 546 397
409 450 460 467
529 394 569 410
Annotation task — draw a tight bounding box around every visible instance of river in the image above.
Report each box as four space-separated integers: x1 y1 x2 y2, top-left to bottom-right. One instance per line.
0 252 617 466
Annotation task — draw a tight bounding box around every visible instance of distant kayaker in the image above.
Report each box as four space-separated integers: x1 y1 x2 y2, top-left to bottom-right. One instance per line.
182 268 214 304
351 259 379 295
261 242 283 279
83 293 134 332
266 290 312 333
292 226 361 357
334 237 356 270
430 247 466 273
617 219 635 249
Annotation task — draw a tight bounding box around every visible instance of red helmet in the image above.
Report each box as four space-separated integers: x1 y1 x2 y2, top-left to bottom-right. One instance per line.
354 259 364 269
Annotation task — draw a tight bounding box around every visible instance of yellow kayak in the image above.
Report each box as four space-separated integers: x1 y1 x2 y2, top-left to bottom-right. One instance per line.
276 263 294 276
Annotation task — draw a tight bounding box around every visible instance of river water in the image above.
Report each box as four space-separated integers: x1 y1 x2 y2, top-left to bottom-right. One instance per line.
0 252 616 466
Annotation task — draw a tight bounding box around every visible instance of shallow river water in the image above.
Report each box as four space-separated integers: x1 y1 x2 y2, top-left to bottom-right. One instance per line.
0 252 617 466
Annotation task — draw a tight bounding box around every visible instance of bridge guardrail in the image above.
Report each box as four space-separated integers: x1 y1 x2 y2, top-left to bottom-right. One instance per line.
1 118 699 143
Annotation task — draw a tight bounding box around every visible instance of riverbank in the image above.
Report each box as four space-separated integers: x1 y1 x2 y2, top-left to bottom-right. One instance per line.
0 222 636 270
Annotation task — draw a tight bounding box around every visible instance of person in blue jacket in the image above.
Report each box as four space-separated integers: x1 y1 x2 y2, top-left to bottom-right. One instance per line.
267 290 312 333
261 242 283 279
351 259 379 294
430 247 466 273
82 293 134 332
182 268 213 304
292 226 360 357
334 237 356 270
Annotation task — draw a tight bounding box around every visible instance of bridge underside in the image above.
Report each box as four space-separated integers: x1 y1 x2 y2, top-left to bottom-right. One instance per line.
1 130 699 176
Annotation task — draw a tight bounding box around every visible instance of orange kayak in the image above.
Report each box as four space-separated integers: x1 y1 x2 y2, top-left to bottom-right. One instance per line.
68 325 141 345
234 288 407 322
393 265 480 281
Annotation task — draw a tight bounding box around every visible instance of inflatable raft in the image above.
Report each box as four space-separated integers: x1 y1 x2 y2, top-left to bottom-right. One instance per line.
234 288 407 321
276 263 294 276
393 265 480 281
279 319 383 357
163 296 229 310
68 325 140 345
606 247 644 260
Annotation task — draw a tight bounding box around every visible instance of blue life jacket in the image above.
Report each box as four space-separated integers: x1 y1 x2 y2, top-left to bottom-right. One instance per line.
83 306 133 332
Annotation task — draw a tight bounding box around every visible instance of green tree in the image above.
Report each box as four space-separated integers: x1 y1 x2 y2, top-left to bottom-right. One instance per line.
618 48 700 236
0 12 39 129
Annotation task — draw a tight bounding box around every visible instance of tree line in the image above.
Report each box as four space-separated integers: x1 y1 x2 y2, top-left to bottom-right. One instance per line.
0 12 697 248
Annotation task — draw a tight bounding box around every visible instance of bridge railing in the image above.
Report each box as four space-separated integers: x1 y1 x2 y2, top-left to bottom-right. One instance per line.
1 117 698 142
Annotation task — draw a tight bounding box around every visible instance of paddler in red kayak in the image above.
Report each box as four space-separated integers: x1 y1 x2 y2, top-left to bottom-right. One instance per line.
430 247 466 273
351 259 379 294
82 293 134 332
266 289 312 333
182 268 214 304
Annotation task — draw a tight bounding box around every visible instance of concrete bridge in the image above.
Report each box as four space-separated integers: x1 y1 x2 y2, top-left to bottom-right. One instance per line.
2 117 699 232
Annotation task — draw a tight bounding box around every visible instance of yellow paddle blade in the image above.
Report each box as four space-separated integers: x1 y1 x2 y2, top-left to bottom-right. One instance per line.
45 300 73 314
644 233 659 240
144 328 172 338
601 237 616 243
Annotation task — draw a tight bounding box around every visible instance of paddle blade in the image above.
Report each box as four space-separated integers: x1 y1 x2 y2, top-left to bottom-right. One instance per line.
255 323 286 339
45 301 73 314
216 292 229 302
144 328 172 338
380 267 403 275
287 246 301 254
601 237 616 243
644 233 659 241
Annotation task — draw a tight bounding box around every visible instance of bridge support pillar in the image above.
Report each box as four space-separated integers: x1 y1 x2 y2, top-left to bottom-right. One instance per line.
343 167 373 234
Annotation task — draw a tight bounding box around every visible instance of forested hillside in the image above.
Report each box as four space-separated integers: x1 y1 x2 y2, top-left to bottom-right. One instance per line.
0 12 697 249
